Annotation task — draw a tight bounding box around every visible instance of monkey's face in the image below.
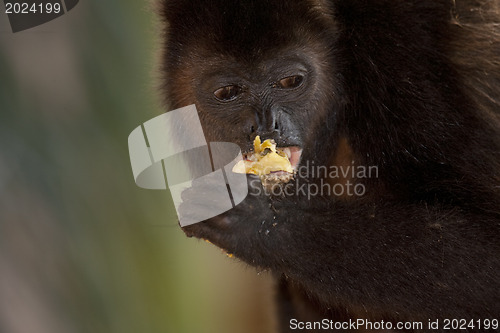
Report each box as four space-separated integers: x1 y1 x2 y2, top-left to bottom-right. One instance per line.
166 40 336 170
162 0 338 169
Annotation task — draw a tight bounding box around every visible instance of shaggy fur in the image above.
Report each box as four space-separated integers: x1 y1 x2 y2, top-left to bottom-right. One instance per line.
159 0 500 331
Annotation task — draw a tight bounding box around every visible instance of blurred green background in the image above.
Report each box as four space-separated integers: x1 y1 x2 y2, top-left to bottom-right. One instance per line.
0 1 274 332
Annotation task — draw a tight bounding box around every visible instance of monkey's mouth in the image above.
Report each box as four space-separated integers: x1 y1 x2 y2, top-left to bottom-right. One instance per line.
279 146 303 171
241 146 303 171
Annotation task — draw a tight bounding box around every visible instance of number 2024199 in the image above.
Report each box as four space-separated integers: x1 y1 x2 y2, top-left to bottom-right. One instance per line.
5 2 62 14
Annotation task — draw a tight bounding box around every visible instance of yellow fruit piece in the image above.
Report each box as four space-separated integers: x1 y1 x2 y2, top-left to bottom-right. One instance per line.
232 136 293 175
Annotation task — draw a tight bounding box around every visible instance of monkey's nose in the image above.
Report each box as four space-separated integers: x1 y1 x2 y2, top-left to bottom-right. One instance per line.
254 130 281 143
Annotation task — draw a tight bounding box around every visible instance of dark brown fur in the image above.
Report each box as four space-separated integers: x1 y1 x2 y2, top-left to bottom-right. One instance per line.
159 1 500 331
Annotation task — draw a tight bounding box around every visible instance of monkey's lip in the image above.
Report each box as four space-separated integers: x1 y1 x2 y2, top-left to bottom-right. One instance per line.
281 146 303 170
242 146 303 171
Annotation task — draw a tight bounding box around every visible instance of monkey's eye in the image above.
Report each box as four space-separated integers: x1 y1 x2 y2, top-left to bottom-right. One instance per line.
214 85 242 102
276 75 304 89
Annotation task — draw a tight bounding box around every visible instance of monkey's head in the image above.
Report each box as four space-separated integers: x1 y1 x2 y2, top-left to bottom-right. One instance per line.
161 0 339 168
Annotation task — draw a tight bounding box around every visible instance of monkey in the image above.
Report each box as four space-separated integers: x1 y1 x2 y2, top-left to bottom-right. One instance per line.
158 0 500 331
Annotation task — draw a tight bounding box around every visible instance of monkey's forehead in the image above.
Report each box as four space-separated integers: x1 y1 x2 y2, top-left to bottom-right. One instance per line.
161 0 333 59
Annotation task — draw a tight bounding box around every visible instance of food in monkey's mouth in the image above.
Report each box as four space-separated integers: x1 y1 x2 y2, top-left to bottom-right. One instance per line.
233 136 302 185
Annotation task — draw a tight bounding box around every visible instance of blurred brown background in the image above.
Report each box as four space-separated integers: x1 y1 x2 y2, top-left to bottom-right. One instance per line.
0 1 275 332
